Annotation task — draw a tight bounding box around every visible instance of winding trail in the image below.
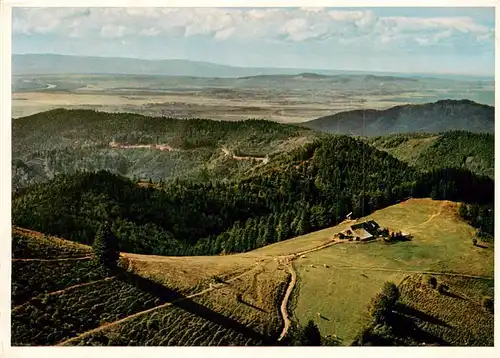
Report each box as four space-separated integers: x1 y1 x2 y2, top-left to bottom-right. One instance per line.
109 141 179 152
419 202 445 226
276 237 343 341
404 201 447 232
45 276 118 296
12 259 132 313
278 263 297 341
221 146 268 163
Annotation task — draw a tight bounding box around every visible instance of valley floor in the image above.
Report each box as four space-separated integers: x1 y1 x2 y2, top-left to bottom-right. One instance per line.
11 90 411 122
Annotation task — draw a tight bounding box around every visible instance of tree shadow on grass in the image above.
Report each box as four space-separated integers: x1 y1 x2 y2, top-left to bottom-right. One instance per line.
239 299 268 313
394 303 452 328
441 291 466 300
112 266 276 346
353 303 452 346
317 314 330 321
389 311 450 346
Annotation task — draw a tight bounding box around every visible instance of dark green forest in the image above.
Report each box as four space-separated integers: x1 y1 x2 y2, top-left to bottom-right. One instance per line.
10 105 495 348
14 109 495 191
370 131 494 178
13 135 494 256
304 99 494 136
458 203 494 242
12 109 318 189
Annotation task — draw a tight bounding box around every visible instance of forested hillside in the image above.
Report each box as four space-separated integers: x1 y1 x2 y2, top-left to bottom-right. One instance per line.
13 135 493 257
12 109 318 189
304 100 494 136
12 107 494 191
369 131 494 178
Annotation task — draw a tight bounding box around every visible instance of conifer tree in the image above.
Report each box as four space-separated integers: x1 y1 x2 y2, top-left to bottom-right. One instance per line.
282 212 292 240
297 209 310 236
248 219 259 250
276 215 286 242
93 221 120 270
296 320 322 346
264 215 275 244
257 217 267 244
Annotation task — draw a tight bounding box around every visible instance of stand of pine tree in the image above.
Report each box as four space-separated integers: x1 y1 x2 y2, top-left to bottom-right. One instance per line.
12 136 494 256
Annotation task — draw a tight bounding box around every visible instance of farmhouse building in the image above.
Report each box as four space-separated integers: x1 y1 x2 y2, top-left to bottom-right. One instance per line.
339 220 380 241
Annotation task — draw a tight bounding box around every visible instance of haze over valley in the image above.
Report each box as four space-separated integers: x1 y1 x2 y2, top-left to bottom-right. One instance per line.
12 54 494 121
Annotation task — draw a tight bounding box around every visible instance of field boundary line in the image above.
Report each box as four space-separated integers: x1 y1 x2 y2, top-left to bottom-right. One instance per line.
11 276 118 314
12 255 92 262
327 265 493 280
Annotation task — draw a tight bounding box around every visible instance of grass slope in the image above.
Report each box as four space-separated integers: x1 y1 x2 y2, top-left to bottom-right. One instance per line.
11 199 494 346
398 274 493 346
290 199 493 345
10 228 286 346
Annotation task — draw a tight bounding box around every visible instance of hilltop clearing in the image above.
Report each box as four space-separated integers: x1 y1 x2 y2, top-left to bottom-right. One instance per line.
11 198 494 346
272 199 493 345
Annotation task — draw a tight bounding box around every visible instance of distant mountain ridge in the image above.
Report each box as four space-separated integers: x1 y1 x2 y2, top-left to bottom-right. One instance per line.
303 100 494 136
12 54 493 81
236 72 418 82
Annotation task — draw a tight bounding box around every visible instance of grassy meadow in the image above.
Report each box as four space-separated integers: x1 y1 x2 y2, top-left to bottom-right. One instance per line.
291 199 493 344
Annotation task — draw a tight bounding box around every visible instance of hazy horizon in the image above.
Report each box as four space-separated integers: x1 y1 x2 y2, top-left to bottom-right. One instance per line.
12 53 494 80
13 7 495 77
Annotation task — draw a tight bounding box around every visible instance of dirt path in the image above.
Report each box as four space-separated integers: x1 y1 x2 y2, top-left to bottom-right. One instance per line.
47 276 118 296
56 263 262 346
221 146 268 163
109 141 179 152
404 201 447 231
276 238 344 340
12 260 132 313
295 238 342 257
278 263 297 341
420 202 446 225
12 255 92 262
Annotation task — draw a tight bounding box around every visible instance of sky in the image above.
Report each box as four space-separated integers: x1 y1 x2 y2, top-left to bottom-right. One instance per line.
12 7 495 76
